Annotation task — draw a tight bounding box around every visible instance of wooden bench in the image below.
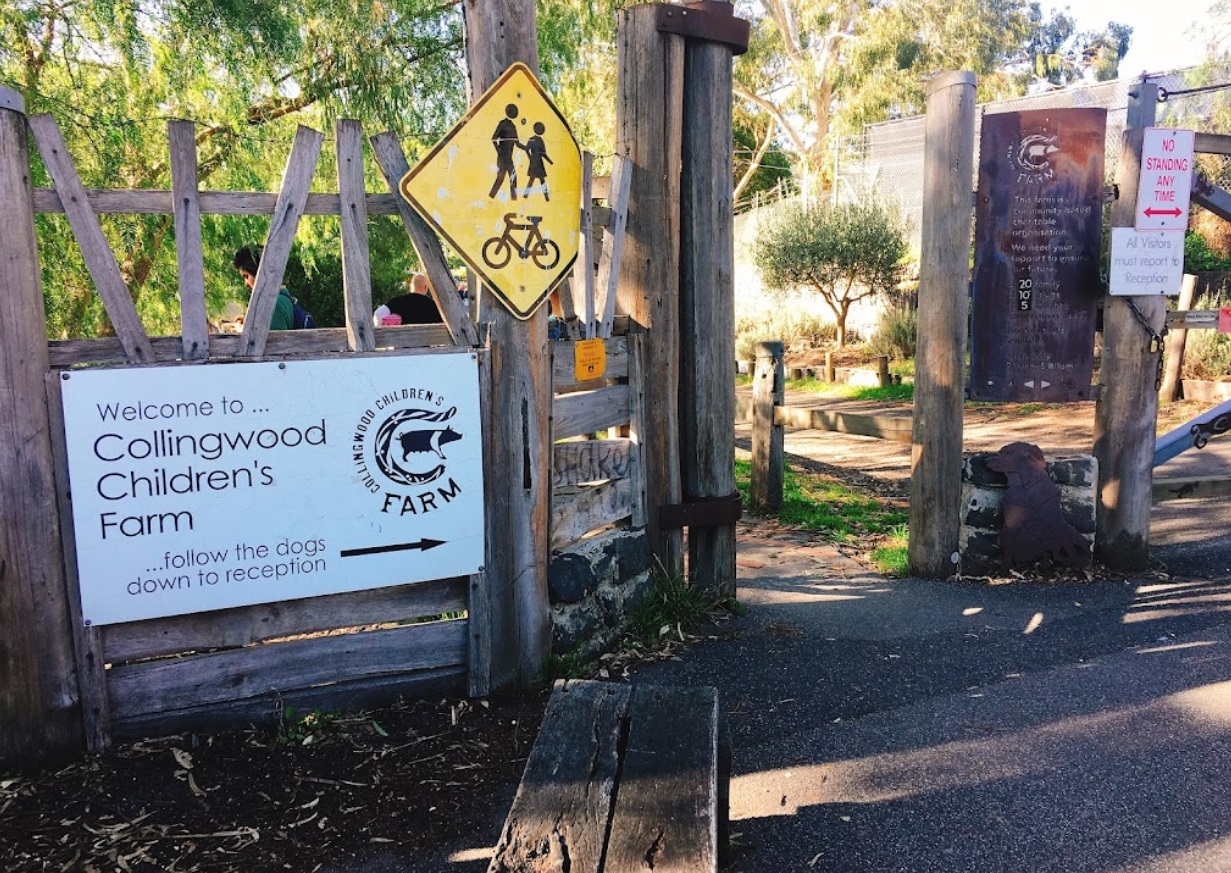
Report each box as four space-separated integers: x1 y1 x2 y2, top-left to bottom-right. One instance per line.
489 679 728 872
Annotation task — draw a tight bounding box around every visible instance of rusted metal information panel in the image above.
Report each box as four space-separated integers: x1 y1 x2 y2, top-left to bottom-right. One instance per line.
971 109 1106 402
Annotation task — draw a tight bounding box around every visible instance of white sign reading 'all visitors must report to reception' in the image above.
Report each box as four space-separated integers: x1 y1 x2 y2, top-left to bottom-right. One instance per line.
1109 227 1184 296
60 353 484 626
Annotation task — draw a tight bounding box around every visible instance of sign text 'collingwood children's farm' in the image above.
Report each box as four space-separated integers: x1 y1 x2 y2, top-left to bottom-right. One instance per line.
61 354 484 625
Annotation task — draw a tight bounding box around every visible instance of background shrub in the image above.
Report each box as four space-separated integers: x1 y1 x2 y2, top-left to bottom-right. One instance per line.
1181 288 1231 381
865 304 917 361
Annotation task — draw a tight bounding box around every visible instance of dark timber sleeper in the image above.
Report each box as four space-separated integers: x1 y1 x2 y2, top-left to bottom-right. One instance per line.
488 679 727 872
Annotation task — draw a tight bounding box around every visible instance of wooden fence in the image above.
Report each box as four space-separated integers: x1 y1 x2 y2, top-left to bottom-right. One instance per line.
3 96 649 753
0 0 743 765
6 103 503 752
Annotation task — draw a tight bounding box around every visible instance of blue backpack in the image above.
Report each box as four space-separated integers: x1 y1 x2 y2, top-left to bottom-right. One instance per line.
280 289 316 329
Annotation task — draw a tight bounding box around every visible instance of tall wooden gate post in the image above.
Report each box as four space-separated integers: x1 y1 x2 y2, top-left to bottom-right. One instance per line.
908 72 976 578
0 86 82 764
1093 81 1162 570
462 0 551 689
680 1 741 597
616 5 686 579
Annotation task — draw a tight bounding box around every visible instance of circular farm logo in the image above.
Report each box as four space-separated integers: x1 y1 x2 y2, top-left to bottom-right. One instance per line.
351 389 466 517
373 406 460 487
1009 130 1059 184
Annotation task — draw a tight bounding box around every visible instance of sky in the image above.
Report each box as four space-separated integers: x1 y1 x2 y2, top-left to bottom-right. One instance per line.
1041 0 1224 76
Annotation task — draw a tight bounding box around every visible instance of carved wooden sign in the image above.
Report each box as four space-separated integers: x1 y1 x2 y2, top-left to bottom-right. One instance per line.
971 109 1106 402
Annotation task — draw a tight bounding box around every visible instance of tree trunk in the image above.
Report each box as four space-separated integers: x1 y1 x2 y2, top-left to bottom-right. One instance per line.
836 301 851 348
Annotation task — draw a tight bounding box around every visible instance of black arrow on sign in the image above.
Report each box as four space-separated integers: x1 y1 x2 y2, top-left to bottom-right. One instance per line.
340 539 446 558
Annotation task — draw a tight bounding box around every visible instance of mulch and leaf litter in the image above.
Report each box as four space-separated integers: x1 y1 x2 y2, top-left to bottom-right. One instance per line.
1 633 731 873
1 696 545 873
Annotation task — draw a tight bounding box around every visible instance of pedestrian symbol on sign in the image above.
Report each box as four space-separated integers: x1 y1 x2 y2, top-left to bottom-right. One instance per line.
399 63 582 320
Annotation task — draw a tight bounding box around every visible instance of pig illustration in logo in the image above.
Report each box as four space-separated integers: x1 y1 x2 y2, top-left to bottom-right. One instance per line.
1017 134 1058 172
371 406 461 487
397 425 462 462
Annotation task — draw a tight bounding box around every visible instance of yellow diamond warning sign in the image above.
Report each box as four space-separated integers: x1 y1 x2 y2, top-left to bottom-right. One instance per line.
399 63 582 320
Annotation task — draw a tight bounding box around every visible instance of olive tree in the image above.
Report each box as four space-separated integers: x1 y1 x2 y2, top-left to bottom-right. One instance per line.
754 199 907 348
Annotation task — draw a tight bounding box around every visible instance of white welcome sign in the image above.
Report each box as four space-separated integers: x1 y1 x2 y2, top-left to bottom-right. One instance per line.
60 353 485 625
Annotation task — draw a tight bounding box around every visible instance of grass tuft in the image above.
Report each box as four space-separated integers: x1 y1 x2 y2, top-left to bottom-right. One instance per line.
625 562 731 646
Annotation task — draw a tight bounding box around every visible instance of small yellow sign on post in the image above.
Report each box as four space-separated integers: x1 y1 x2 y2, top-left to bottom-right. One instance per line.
574 338 607 383
399 63 582 320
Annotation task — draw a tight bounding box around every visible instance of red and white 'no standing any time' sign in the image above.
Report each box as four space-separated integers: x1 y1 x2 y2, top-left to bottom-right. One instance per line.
1136 127 1194 232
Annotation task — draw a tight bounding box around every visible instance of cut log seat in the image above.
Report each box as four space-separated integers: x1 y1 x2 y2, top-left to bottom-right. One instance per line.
489 679 727 872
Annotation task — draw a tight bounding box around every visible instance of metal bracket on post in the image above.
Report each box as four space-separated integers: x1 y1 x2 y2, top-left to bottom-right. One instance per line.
658 493 743 530
655 1 750 54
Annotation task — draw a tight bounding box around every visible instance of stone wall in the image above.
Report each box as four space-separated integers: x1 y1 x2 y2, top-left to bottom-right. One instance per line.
548 526 654 660
959 452 1097 574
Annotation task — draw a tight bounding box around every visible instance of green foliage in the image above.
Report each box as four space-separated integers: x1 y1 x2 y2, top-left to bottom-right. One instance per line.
1183 285 1231 380
734 110 794 203
276 706 342 746
735 0 1131 191
755 198 907 346
866 304 918 361
545 650 584 682
735 305 835 360
784 379 915 403
1183 330 1231 381
537 0 622 162
1021 9 1132 88
278 218 418 329
3 0 464 339
870 525 910 576
1184 231 1231 273
836 0 1039 131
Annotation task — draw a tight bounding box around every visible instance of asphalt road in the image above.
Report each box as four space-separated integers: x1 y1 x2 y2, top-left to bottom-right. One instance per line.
620 413 1231 872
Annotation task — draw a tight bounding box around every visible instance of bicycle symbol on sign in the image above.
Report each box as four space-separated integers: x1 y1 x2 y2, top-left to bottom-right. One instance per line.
481 213 561 271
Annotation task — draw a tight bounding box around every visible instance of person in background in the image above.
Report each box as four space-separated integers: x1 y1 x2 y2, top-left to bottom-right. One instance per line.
373 272 443 326
232 245 293 330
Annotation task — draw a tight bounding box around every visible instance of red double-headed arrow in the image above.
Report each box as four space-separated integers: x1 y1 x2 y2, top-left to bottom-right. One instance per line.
1143 207 1183 217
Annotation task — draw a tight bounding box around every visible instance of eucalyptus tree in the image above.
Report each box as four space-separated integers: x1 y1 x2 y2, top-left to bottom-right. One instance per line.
734 0 1132 191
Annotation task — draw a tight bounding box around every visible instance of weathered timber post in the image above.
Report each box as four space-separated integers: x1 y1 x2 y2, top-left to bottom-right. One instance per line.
876 355 890 388
462 0 551 688
824 351 836 383
0 86 82 765
616 6 686 578
679 0 744 598
1094 80 1161 570
1159 273 1197 404
750 342 784 512
909 72 976 578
